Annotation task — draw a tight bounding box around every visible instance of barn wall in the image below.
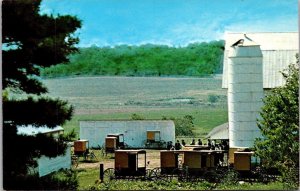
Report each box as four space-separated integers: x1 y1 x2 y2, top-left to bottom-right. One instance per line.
222 32 298 89
37 145 71 177
80 120 175 148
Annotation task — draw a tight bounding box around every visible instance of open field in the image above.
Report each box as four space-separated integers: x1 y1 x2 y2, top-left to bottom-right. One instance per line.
43 76 228 136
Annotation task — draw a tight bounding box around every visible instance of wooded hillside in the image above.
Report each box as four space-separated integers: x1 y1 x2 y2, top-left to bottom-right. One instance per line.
41 41 224 77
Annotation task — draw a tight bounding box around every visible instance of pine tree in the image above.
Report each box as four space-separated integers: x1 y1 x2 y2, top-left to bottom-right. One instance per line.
2 0 81 189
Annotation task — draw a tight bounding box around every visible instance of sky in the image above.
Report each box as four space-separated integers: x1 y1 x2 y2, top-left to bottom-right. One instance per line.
40 0 298 47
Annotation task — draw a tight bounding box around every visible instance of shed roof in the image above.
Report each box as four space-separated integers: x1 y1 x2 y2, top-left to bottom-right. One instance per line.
222 32 298 89
17 125 63 136
115 149 146 154
206 122 228 140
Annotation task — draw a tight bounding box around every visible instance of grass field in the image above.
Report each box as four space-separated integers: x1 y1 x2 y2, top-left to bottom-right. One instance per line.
43 76 228 136
76 168 286 190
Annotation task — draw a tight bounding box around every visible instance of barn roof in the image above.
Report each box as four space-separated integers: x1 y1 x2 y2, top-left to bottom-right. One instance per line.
17 125 64 136
206 122 228 140
222 32 298 89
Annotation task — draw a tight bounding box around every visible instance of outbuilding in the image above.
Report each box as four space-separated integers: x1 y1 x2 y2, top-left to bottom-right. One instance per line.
79 120 175 148
17 125 71 177
206 122 228 140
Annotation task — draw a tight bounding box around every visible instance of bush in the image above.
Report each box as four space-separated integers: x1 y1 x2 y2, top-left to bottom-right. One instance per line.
208 94 218 103
4 169 78 190
219 169 239 186
131 113 145 120
162 115 194 136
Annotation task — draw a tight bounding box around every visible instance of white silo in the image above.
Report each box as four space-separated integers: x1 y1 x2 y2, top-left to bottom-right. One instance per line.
227 34 264 153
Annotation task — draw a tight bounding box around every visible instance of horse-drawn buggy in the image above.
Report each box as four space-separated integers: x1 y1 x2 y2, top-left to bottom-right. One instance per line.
231 149 277 183
147 149 228 182
101 145 277 183
147 150 182 181
103 133 126 155
103 150 147 181
72 139 97 167
175 150 228 182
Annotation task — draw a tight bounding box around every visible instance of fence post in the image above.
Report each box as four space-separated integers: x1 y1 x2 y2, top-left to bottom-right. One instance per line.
100 163 104 182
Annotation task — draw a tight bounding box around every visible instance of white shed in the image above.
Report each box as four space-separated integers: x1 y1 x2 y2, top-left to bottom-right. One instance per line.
17 125 71 177
79 120 175 148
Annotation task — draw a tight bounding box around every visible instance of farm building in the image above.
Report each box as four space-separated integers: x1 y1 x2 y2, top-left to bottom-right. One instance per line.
17 125 71 177
79 120 175 148
206 122 228 140
221 32 298 152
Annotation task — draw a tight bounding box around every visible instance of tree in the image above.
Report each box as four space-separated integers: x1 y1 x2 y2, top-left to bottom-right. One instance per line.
2 0 81 189
254 61 299 188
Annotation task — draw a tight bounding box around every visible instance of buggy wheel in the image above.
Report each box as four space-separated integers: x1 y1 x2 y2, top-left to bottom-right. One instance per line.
146 169 156 181
172 168 188 182
89 151 98 161
150 167 161 181
203 170 222 183
104 168 116 182
254 166 269 183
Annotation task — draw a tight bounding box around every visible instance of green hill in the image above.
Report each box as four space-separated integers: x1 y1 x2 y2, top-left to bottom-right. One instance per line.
41 40 224 78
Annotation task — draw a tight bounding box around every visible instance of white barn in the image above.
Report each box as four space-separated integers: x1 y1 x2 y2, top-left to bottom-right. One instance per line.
17 125 71 177
222 32 298 150
222 32 298 89
79 120 175 148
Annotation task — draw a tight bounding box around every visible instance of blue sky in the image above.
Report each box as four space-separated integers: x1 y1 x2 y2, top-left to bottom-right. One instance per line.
40 0 298 47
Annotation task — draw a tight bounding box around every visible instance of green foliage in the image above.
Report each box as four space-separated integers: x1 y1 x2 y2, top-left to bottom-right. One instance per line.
254 63 299 188
131 113 145 120
89 179 213 190
219 169 239 186
4 169 78 190
2 0 81 189
163 115 195 136
41 41 225 78
59 128 77 142
3 0 81 94
83 178 286 190
208 94 219 103
4 96 73 127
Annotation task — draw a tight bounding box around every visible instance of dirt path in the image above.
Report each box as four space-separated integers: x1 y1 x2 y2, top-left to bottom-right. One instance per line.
77 149 161 170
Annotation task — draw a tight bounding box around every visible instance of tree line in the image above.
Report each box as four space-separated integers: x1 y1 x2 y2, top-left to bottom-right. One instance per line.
41 41 224 78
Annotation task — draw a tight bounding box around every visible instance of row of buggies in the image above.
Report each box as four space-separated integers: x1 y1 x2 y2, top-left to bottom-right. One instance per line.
73 134 125 158
103 148 277 183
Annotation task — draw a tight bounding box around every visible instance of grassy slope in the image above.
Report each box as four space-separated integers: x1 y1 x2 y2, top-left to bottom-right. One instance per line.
63 107 228 138
43 76 228 137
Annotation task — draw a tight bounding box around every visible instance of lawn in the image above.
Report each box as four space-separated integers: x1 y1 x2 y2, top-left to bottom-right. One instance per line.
63 107 227 138
76 168 287 190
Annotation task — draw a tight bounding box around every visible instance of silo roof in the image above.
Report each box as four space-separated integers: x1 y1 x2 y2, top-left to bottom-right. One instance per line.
222 32 299 88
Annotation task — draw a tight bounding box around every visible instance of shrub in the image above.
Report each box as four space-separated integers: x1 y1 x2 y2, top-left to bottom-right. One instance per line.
4 169 78 190
162 115 194 136
131 113 145 120
208 94 218 103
